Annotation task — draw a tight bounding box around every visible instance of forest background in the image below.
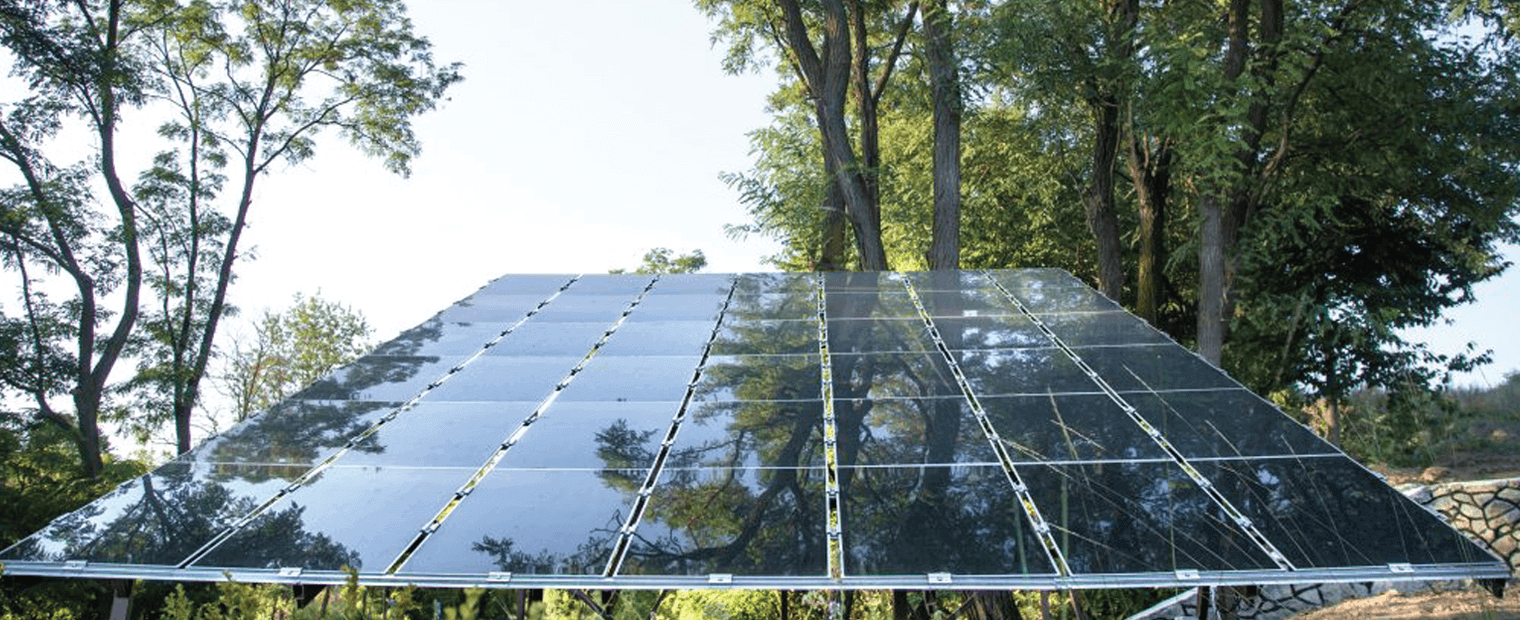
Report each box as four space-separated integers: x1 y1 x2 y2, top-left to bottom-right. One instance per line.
2 0 1519 617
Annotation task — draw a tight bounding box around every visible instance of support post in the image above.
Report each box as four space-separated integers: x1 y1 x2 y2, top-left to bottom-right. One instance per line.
568 589 616 620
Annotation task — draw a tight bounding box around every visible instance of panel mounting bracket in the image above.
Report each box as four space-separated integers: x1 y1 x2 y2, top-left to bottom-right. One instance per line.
928 572 953 584
708 573 733 584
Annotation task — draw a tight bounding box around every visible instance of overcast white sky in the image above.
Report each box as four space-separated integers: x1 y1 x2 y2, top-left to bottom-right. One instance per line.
3 0 1515 389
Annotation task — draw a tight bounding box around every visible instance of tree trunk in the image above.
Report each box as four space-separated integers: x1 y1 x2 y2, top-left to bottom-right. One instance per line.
1129 134 1172 324
923 0 962 271
1198 195 1228 365
819 151 848 270
778 0 890 271
1086 96 1124 299
1196 0 1251 365
1084 0 1137 298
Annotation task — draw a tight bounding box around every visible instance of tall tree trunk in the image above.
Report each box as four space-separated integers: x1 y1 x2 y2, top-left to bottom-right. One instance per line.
1084 0 1138 298
923 0 962 271
1196 0 1252 365
1198 194 1228 364
1129 135 1172 324
778 0 890 271
819 154 848 271
1086 96 1124 299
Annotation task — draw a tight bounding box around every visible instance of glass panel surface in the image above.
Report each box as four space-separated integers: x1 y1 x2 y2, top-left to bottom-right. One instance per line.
711 320 817 355
725 293 817 321
1125 390 1336 458
568 275 655 294
901 271 994 291
1016 461 1278 574
734 273 815 295
694 355 822 401
832 352 963 399
1 462 288 564
474 275 575 297
826 291 916 318
192 400 399 467
629 294 727 322
1201 457 1496 568
987 269 1085 292
438 294 550 323
916 290 1019 317
530 294 639 322
827 318 935 353
649 273 734 295
932 316 1048 349
423 356 579 402
500 402 679 469
559 356 702 402
1039 312 1171 347
824 271 901 291
676 401 826 469
980 394 1166 462
1010 287 1120 313
372 319 504 357
292 355 467 402
840 397 995 465
338 402 538 468
954 349 1097 395
599 321 719 356
620 467 827 577
484 322 608 357
401 469 642 574
195 466 469 571
841 465 1054 576
1082 344 1237 392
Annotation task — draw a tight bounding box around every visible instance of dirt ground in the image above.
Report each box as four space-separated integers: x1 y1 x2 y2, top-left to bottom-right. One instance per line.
1294 583 1520 620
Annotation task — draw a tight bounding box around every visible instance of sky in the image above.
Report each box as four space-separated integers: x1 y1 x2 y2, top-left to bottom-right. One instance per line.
3 0 1516 392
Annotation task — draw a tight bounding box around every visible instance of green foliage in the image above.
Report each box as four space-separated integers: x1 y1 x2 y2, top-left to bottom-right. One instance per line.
609 248 708 275
0 417 147 619
218 292 373 423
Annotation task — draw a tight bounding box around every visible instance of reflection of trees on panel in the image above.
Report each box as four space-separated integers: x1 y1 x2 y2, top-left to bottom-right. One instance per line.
9 464 357 570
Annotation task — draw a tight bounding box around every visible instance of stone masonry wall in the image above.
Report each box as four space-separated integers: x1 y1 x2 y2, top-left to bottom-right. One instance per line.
1129 476 1519 620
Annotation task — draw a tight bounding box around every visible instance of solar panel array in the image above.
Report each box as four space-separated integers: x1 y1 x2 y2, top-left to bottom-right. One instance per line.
3 270 1507 589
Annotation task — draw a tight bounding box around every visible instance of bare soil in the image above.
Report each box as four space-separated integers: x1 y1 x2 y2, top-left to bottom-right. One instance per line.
1293 584 1520 620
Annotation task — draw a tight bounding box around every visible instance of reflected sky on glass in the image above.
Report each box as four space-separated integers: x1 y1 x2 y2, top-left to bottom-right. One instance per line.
500 401 680 469
191 400 399 467
291 355 466 402
338 401 537 468
195 466 467 572
401 469 641 574
424 356 577 402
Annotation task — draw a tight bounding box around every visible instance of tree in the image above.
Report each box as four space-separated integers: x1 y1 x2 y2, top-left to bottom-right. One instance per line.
0 0 460 476
609 247 708 275
921 0 961 271
218 292 372 423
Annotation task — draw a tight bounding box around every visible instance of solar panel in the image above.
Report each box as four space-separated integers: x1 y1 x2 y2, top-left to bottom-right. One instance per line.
2 270 1507 591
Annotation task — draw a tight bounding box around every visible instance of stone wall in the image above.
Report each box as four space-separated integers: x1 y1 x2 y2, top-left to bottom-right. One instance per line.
1128 476 1519 620
1407 477 1520 572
